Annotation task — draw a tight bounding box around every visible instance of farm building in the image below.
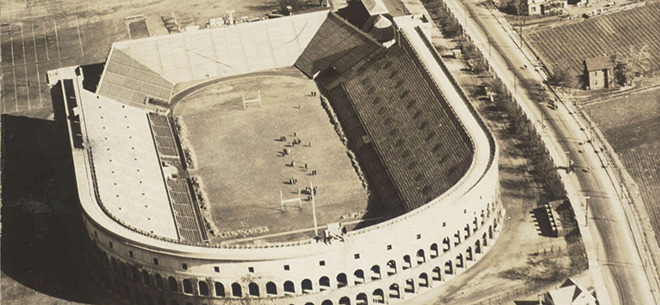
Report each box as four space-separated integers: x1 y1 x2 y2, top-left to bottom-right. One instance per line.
584 56 615 90
523 0 566 15
543 278 597 305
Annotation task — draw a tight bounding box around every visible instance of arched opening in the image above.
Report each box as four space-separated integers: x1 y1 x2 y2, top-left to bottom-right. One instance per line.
475 239 482 254
133 290 142 304
305 303 315 305
319 276 331 290
146 293 155 305
403 255 412 269
482 232 488 247
183 279 193 294
419 273 429 288
249 282 259 297
473 216 479 231
111 258 118 272
442 237 451 252
157 296 166 305
215 282 225 297
199 281 209 296
168 277 178 292
456 253 465 268
353 269 365 285
370 265 381 280
445 260 454 275
266 282 277 296
373 288 385 303
101 252 109 266
231 282 242 297
430 243 439 258
464 223 471 239
171 300 180 305
142 270 150 286
387 260 397 275
357 293 368 305
389 283 400 299
302 279 313 293
284 280 295 294
155 274 163 290
432 266 442 281
119 262 127 278
339 296 351 305
322 300 333 305
337 273 348 288
131 266 140 283
466 246 474 261
416 249 426 265
489 225 493 239
404 278 415 294
454 229 462 245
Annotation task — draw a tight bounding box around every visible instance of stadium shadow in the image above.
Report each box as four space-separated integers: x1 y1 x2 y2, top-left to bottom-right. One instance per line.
1 114 108 304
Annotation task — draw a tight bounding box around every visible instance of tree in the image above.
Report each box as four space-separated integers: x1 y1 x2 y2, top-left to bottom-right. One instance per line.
547 66 575 88
615 45 651 86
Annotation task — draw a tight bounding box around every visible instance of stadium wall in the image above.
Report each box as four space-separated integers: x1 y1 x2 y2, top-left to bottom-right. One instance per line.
56 14 503 305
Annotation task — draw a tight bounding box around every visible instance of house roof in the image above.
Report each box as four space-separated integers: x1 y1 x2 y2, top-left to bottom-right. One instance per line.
547 278 598 305
584 56 615 71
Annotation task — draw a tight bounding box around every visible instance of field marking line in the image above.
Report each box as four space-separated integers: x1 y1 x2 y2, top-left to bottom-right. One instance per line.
24 65 30 110
20 24 26 65
75 17 84 55
31 23 38 62
10 25 15 66
13 67 18 112
36 63 43 108
53 19 61 60
43 20 49 60
1 74 5 113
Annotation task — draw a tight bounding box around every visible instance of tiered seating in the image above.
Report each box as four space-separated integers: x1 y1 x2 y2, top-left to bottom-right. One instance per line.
147 113 179 158
335 44 474 211
97 49 174 106
295 12 384 77
167 179 204 243
327 86 403 212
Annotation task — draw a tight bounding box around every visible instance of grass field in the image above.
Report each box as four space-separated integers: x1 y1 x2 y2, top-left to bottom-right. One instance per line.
584 86 660 245
527 2 660 79
173 70 370 242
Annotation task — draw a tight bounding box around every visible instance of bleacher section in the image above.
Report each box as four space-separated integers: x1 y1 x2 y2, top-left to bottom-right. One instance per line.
167 179 205 243
325 44 474 212
78 90 179 239
101 11 328 91
97 48 174 106
148 113 205 243
294 12 384 77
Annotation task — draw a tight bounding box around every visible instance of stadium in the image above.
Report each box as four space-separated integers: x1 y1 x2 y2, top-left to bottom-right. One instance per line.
51 1 503 304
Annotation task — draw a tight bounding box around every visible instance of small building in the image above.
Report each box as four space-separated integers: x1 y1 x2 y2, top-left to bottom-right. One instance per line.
544 278 598 305
523 0 567 15
584 56 615 90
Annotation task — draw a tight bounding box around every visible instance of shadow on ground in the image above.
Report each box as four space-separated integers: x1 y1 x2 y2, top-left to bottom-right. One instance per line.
1 114 108 304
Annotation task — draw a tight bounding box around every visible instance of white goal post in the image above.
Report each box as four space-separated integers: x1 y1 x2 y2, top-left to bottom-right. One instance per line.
242 90 261 110
280 190 302 211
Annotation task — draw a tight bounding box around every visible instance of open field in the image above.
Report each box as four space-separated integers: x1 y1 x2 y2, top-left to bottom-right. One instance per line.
527 2 660 78
584 86 660 245
173 70 370 242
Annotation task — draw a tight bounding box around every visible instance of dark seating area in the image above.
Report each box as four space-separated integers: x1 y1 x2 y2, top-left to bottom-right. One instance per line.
148 113 179 157
325 43 473 212
167 179 205 243
295 12 383 78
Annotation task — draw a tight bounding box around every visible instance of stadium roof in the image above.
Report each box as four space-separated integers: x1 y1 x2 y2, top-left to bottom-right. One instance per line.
97 11 329 104
79 90 179 239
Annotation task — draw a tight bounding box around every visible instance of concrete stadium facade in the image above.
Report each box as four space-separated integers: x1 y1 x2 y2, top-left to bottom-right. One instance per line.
53 10 503 305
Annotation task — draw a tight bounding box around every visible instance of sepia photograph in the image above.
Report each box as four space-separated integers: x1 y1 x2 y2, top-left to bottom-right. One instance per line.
1 0 659 304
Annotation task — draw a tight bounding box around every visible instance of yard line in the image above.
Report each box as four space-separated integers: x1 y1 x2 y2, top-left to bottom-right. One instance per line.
43 20 49 60
53 19 61 59
24 65 30 110
32 23 38 62
75 17 84 55
36 63 43 108
10 26 15 66
13 67 18 112
20 24 26 65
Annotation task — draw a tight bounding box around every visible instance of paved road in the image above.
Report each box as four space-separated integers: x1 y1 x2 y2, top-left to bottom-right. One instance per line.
440 0 660 304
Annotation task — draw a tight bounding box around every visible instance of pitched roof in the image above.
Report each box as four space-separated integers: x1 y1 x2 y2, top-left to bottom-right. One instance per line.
584 56 615 71
295 12 384 77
